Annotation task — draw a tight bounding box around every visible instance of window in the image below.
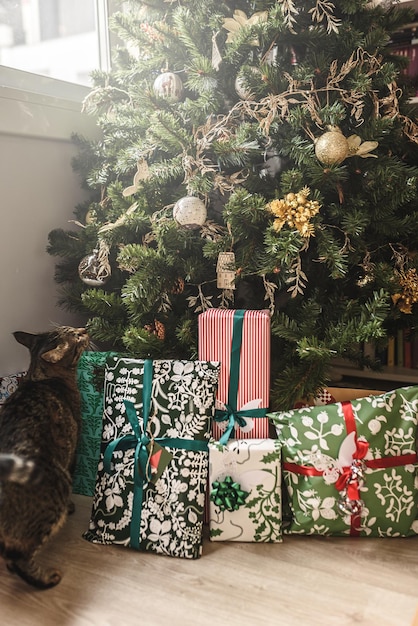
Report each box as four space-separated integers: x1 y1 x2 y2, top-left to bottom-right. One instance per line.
0 0 112 87
0 0 119 139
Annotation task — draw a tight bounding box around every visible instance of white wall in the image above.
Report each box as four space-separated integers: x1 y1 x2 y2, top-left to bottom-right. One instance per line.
0 71 98 375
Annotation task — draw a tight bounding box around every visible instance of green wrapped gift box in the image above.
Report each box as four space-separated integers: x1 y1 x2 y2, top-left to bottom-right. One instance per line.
270 386 418 537
84 356 220 558
73 351 118 496
209 438 282 542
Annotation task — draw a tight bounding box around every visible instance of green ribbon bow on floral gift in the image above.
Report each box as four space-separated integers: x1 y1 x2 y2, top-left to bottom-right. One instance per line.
103 359 208 550
210 475 249 512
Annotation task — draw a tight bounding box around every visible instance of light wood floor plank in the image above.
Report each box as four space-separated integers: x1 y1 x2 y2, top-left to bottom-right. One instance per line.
0 494 417 626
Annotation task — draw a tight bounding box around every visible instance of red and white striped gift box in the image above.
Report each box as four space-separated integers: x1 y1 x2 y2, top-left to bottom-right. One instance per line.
198 309 271 440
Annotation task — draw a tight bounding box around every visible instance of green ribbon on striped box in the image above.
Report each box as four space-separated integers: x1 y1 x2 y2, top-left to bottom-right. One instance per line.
213 310 268 444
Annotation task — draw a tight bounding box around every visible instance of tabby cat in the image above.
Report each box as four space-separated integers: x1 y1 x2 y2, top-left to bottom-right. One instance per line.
0 326 90 589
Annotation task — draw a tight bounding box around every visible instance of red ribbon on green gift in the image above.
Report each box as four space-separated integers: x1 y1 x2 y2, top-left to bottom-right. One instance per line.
334 437 369 496
335 403 368 533
283 400 418 536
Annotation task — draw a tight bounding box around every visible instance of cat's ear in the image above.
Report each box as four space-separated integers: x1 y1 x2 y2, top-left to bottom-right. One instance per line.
13 331 36 349
41 342 70 363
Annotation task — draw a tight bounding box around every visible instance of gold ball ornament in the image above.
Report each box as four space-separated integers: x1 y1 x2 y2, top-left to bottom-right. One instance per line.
315 126 350 165
173 196 207 230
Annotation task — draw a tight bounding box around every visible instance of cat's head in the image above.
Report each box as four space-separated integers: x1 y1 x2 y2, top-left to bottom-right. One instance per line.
13 326 90 378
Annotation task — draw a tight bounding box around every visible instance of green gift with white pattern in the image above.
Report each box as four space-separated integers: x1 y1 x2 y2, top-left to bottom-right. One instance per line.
84 356 220 558
73 351 119 496
269 386 418 537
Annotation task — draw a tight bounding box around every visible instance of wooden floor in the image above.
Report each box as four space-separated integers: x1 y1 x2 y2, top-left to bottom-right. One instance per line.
0 494 417 626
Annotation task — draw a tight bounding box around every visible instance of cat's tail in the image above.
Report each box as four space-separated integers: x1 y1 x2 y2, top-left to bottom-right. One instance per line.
0 454 37 484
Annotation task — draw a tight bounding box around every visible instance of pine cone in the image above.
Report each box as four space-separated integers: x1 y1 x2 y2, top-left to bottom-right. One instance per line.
170 277 185 294
144 320 165 341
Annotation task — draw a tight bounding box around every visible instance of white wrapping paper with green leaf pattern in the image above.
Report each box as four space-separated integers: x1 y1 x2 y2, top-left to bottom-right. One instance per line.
209 438 282 542
84 356 220 559
270 386 418 537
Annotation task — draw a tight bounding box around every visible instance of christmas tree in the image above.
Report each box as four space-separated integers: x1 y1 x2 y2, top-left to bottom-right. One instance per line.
47 0 418 409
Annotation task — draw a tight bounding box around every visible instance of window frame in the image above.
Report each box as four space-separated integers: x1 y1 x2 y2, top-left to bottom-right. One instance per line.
0 0 116 140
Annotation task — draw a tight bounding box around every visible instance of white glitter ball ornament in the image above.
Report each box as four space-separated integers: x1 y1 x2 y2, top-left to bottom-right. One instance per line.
173 196 207 229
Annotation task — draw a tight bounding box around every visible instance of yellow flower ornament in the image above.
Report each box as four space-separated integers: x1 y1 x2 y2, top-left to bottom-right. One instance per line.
267 187 321 238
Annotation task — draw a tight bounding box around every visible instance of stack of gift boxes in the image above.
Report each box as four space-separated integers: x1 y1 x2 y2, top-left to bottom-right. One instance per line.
75 309 284 555
68 310 418 557
198 309 282 543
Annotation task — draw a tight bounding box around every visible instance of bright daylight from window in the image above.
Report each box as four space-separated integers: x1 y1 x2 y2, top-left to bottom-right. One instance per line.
0 0 101 86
